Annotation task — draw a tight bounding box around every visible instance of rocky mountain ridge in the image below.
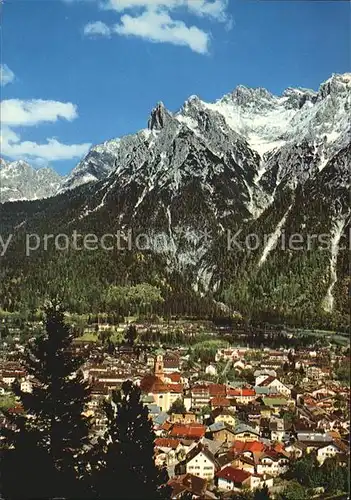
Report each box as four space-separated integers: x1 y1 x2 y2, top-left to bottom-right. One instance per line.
0 158 62 203
0 73 350 322
2 73 350 205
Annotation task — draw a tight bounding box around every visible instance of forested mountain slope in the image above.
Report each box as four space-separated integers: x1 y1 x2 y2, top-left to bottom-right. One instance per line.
1 74 350 329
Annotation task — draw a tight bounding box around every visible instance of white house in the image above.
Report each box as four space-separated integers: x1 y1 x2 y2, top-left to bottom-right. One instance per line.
20 379 33 393
205 365 217 377
255 371 277 386
256 454 289 477
215 348 239 362
316 442 347 464
285 442 305 459
258 377 291 398
216 466 274 492
185 443 218 480
233 360 247 371
216 467 252 491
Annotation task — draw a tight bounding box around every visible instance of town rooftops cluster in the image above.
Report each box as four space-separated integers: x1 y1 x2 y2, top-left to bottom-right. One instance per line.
1 334 349 499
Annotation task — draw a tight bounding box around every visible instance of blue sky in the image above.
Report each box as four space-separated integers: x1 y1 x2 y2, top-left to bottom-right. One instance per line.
1 0 350 175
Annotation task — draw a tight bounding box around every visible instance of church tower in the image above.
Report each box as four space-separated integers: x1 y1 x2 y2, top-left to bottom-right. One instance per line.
154 353 164 380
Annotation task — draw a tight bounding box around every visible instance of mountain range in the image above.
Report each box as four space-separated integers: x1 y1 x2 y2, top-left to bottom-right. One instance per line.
1 73 350 326
0 158 62 204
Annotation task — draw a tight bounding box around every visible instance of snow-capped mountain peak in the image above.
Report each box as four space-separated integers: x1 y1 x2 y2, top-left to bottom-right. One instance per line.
69 73 348 219
0 158 62 203
189 73 351 160
3 73 349 205
318 72 351 100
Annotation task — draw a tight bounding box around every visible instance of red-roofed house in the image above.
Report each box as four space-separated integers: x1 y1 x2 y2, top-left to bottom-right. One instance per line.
226 388 256 404
210 397 231 409
155 438 183 467
231 440 266 455
7 405 24 414
168 473 208 499
170 424 206 440
163 353 180 374
160 421 173 432
191 385 210 409
155 438 181 449
2 370 26 386
216 467 252 491
217 466 273 491
166 372 182 384
209 384 227 398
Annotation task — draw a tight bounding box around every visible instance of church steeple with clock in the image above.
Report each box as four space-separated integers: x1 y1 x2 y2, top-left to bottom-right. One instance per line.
154 353 164 380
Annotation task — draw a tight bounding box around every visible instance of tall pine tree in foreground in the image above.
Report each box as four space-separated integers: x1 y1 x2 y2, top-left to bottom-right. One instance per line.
94 380 170 499
1 302 92 499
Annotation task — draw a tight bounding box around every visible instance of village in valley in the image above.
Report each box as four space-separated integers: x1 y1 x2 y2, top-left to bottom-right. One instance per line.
0 314 349 499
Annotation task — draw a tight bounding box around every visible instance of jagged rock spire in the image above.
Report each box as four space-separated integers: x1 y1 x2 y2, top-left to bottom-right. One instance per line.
148 101 171 131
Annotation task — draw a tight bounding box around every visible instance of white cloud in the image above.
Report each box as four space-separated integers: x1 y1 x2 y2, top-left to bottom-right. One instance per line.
103 0 172 10
104 0 228 22
84 21 112 36
188 0 228 21
1 99 78 127
83 0 230 53
0 99 91 162
1 133 91 161
114 9 209 53
0 64 15 86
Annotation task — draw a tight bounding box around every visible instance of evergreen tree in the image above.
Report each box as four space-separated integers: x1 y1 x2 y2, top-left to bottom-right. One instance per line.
168 398 186 414
286 453 322 488
95 380 170 499
321 457 349 493
228 491 254 500
254 484 270 500
98 329 112 346
125 324 138 346
0 302 92 499
277 481 308 500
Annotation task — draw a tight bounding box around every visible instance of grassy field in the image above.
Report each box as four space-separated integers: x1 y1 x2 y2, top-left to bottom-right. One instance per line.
296 328 350 346
69 315 351 348
76 329 125 343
